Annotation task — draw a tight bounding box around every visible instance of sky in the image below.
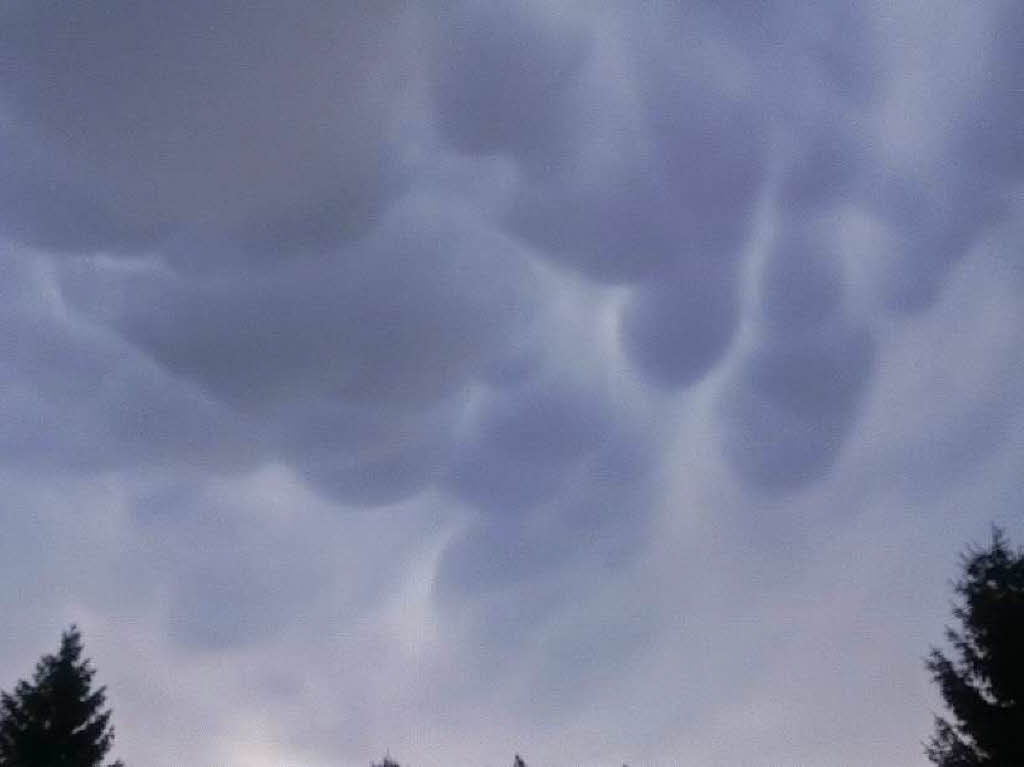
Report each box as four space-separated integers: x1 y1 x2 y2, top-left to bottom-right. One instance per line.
1 2 1023 765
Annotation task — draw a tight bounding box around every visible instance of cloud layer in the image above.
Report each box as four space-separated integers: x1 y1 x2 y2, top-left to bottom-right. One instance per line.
2 2 1023 765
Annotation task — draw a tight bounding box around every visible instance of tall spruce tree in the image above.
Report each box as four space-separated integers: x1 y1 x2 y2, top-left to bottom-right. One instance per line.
926 528 1024 766
0 626 124 767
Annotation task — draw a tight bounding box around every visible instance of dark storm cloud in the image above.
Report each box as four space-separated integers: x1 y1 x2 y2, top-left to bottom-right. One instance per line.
277 397 457 507
845 242 1024 495
446 377 614 513
0 250 256 473
0 0 1014 584
618 256 741 388
0 0 1015 509
700 0 1024 489
1 0 662 643
430 0 589 175
1 0 958 517
0 0 409 253
96 193 539 508
697 1 884 107
440 403 655 598
109 196 538 410
834 1 1022 317
950 1 1024 183
0 0 1010 610
720 324 877 492
714 213 873 491
756 221 846 335
0 122 156 253
506 31 767 286
855 164 1009 315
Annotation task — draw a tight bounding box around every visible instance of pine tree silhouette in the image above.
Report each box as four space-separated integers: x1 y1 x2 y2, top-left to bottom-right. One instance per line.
926 528 1024 765
0 626 124 767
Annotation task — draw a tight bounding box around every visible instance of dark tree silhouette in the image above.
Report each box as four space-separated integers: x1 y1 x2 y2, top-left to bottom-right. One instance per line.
513 755 526 767
0 626 124 767
371 755 401 767
926 528 1024 766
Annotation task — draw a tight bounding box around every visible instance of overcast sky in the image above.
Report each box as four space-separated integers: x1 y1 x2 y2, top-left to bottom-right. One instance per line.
1 2 1023 765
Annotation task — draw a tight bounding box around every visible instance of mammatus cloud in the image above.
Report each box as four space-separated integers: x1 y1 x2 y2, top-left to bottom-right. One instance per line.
1 2 1023 766
0 0 411 252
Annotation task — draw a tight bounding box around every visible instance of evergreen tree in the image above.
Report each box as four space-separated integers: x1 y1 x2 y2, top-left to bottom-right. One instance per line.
926 528 1024 766
0 626 124 767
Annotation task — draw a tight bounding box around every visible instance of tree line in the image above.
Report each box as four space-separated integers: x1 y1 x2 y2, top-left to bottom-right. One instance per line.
2 529 1021 766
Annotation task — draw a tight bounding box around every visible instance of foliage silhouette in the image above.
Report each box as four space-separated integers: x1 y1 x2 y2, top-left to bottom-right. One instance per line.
926 528 1024 765
0 625 124 767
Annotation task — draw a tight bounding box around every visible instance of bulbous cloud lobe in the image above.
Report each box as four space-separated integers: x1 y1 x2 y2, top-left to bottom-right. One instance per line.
0 0 410 251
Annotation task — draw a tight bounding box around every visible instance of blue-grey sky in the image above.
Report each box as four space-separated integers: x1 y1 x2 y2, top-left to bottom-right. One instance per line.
1 2 1023 765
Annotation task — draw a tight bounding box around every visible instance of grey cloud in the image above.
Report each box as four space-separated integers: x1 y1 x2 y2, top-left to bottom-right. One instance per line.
3 4 1024 765
951 1 1024 183
468 379 610 463
61 194 545 507
708 0 1022 492
511 170 693 283
720 323 877 492
776 126 865 215
508 83 766 286
462 4 772 288
858 167 1009 315
436 345 657 614
618 257 741 388
438 517 569 602
744 328 876 425
845 244 1024 492
756 220 846 335
0 0 411 253
447 447 567 517
273 397 456 506
0 123 157 254
0 255 256 474
837 4 1023 317
698 2 883 107
636 60 767 243
547 428 655 567
430 0 589 176
439 414 655 600
431 424 657 726
122 468 445 654
107 195 539 412
523 596 655 724
446 377 615 513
